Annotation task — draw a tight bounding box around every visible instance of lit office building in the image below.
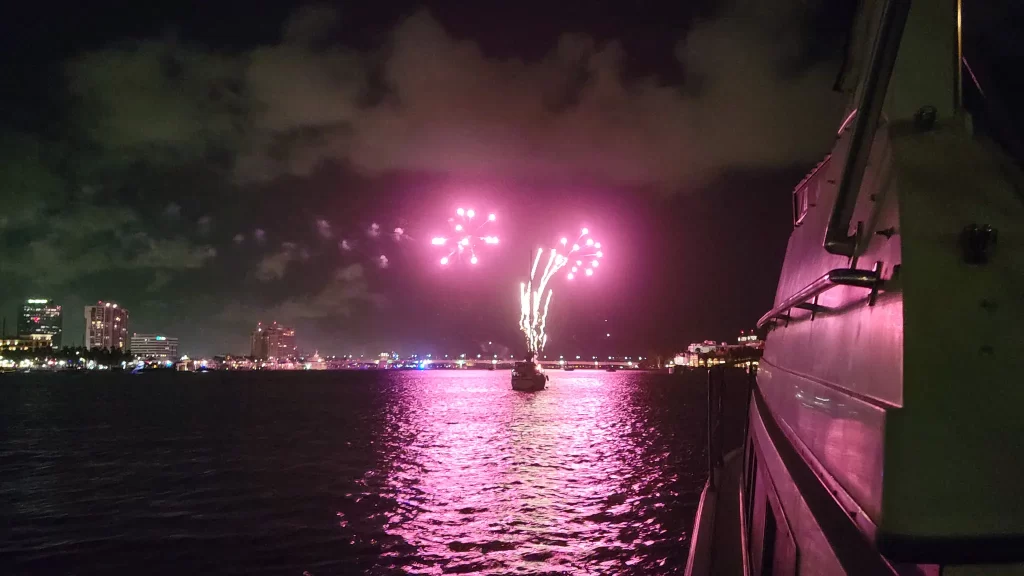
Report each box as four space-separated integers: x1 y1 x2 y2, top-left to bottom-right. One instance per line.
0 338 52 352
130 334 179 360
250 322 296 359
18 298 62 347
84 302 129 350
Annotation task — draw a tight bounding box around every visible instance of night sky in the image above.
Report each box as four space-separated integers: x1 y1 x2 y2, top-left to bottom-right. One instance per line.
2 0 1015 357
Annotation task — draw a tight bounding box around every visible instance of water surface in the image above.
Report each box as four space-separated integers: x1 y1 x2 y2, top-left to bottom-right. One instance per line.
1 369 706 575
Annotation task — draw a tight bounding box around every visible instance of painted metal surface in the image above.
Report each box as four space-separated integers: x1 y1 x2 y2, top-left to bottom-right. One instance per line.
881 121 1024 543
758 359 888 523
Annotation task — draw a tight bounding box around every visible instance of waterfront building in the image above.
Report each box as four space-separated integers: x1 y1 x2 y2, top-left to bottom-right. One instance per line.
250 322 296 359
18 298 62 346
0 337 53 352
674 333 764 368
84 302 129 350
130 333 179 360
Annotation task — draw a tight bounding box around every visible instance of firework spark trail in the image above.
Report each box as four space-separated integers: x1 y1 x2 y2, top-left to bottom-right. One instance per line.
519 228 604 353
520 248 567 353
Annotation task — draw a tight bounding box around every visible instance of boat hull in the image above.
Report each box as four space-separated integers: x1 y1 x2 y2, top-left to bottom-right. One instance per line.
511 375 546 391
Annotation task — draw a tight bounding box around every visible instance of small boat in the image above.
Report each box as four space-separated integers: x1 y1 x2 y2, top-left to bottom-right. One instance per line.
511 361 547 391
563 366 576 372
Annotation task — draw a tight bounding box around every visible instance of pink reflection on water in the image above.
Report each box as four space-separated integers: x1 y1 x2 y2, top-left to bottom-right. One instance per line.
367 370 691 575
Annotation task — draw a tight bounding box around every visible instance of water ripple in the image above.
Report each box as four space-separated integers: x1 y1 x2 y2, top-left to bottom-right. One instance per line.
0 370 706 575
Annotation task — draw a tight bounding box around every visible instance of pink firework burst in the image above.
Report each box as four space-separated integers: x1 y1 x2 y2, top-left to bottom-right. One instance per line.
432 207 499 266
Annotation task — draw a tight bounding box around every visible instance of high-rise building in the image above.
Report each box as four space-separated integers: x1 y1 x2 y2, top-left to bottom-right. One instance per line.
130 334 179 360
18 298 62 347
250 322 296 359
84 302 129 350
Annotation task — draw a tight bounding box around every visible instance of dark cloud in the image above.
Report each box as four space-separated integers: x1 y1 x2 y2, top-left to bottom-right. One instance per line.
255 243 299 282
65 3 845 190
221 264 384 324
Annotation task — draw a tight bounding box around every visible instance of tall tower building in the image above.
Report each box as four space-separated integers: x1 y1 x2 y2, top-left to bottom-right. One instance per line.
250 322 296 359
84 302 129 350
18 298 62 346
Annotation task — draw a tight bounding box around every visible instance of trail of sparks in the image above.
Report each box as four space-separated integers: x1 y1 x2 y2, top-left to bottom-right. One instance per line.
519 228 603 352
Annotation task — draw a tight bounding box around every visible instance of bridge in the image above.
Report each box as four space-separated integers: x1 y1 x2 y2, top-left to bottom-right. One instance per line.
443 360 641 370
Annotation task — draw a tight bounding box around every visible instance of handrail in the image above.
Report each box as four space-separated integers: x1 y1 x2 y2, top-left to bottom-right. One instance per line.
756 265 881 329
824 0 912 256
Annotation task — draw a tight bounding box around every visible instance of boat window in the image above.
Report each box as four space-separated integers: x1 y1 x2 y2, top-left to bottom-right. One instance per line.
747 447 798 576
763 489 798 576
745 439 758 536
763 503 777 576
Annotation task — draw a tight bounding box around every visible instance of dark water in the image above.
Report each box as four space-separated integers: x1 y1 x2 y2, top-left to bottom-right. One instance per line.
1 370 708 575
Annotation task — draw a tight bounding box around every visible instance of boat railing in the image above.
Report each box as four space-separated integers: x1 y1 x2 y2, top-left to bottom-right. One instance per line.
705 364 756 492
755 263 882 329
824 0 912 256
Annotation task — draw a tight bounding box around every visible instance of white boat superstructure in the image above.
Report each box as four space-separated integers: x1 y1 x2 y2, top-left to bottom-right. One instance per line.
686 0 1024 574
